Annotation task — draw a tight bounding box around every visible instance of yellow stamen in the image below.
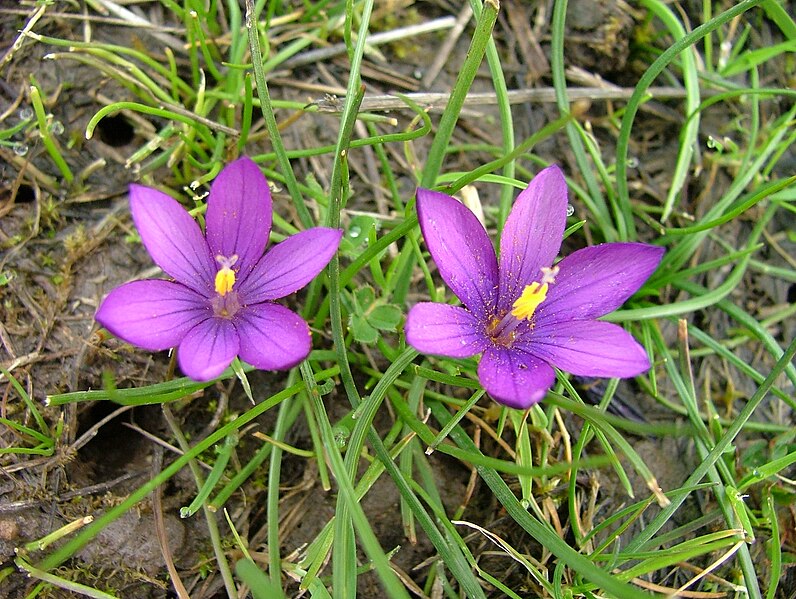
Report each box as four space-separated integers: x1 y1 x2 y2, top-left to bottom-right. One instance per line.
215 267 236 296
511 282 548 321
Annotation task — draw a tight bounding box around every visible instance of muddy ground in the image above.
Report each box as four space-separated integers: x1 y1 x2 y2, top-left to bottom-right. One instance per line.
0 0 794 597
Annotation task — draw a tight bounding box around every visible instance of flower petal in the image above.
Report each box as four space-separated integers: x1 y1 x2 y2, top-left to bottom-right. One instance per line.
205 156 272 278
237 228 342 302
130 185 216 293
416 188 499 318
523 320 650 378
498 165 568 312
177 318 240 381
234 303 311 370
477 347 556 409
96 280 210 351
536 243 664 322
405 302 488 358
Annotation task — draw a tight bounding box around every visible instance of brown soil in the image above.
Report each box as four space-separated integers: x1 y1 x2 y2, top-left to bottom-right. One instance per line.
1 1 793 598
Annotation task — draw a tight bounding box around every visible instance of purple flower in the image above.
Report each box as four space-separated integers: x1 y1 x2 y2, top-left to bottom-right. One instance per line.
405 166 664 409
96 157 342 381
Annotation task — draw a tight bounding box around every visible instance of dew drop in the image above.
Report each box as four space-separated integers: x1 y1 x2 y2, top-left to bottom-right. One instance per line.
334 434 346 449
566 204 575 217
18 107 33 120
627 157 639 169
12 142 28 156
333 427 349 450
50 120 64 135
348 225 361 239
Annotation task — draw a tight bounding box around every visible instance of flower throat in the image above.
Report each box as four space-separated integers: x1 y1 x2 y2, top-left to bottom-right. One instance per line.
487 266 559 346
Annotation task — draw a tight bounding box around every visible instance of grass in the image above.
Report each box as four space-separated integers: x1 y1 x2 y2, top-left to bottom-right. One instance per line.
1 0 794 597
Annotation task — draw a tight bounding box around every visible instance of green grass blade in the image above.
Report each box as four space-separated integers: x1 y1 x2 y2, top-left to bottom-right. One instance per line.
301 362 411 599
615 0 764 222
37 382 305 571
420 0 498 188
244 0 313 228
640 0 701 222
550 0 615 239
428 401 653 598
623 336 796 554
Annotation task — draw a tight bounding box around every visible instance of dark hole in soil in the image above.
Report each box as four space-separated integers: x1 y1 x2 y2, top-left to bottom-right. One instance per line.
14 184 35 203
76 402 158 479
96 114 135 147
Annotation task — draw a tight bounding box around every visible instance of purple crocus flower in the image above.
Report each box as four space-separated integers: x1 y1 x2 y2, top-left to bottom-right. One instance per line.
96 157 342 381
405 165 664 409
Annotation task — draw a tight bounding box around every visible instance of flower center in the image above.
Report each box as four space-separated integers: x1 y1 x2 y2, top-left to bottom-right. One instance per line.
214 254 238 297
486 265 559 347
212 291 241 319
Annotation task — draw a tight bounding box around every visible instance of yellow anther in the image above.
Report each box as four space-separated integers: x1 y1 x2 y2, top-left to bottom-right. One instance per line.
214 254 239 296
215 267 236 296
511 282 548 321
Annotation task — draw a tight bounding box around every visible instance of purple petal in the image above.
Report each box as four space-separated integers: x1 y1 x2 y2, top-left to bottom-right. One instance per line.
523 320 650 378
96 280 210 351
477 347 556 409
234 303 311 370
205 157 272 278
416 188 499 318
237 228 342 302
405 303 488 358
177 318 240 381
130 185 216 294
536 243 664 323
497 165 568 312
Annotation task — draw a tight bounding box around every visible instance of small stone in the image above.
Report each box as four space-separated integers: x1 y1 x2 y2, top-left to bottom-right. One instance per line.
0 518 19 541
